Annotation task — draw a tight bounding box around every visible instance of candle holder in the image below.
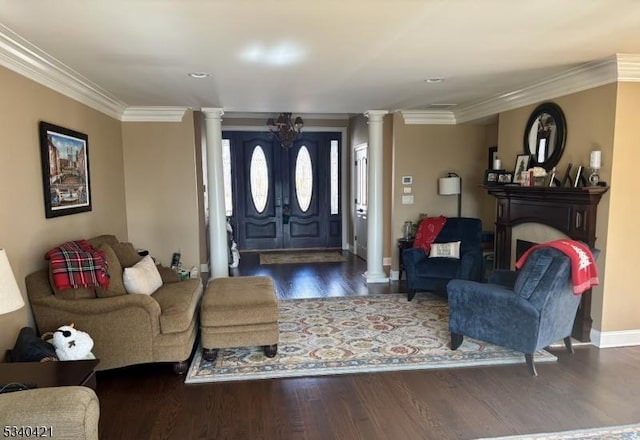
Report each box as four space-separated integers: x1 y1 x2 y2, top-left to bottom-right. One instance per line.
589 150 601 186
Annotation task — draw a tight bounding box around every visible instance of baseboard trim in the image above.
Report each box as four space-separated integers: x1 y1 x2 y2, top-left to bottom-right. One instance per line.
590 328 640 348
389 270 400 281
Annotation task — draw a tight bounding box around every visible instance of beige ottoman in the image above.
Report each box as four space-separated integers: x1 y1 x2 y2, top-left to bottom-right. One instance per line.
200 276 279 362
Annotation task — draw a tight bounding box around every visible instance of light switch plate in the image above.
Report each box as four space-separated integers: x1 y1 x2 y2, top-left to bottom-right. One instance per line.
402 195 414 204
403 186 412 193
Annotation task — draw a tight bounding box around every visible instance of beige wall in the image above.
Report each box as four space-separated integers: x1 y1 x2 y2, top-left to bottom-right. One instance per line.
497 83 617 331
121 111 200 270
0 66 127 353
391 113 488 269
600 82 640 332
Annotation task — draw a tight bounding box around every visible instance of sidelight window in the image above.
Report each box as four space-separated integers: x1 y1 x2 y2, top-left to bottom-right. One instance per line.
330 140 338 215
222 139 233 216
250 145 269 213
295 146 313 212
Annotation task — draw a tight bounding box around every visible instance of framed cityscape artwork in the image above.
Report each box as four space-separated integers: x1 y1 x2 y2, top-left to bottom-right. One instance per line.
39 121 92 218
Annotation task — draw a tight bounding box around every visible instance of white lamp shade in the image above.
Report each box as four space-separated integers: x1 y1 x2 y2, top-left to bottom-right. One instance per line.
438 176 461 195
0 248 25 314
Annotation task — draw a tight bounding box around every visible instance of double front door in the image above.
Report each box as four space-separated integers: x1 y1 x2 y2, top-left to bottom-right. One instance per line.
226 131 341 251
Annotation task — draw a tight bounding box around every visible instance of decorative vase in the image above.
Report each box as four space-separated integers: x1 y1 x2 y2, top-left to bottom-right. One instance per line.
403 221 413 240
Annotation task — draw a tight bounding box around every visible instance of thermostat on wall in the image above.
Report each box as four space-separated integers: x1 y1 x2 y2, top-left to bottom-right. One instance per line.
402 176 413 185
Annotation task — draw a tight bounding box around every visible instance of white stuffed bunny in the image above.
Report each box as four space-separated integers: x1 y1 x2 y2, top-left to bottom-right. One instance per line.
52 324 94 361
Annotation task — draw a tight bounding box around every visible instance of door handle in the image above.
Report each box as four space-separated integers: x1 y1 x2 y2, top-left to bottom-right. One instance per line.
283 204 291 224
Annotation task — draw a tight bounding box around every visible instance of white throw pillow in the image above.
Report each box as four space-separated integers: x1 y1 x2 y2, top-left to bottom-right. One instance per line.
123 255 163 295
429 241 462 259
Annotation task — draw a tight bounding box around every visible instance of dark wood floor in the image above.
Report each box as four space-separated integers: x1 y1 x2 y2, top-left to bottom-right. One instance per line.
96 251 640 439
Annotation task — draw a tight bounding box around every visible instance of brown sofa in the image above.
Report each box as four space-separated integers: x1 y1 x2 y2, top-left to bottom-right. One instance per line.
0 386 99 440
25 235 202 373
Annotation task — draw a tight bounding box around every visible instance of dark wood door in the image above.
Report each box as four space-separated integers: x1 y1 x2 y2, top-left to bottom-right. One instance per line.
227 131 341 250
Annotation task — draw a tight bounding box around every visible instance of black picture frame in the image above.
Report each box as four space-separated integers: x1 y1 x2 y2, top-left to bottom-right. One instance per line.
497 171 514 184
39 121 92 218
484 169 500 185
561 163 573 187
573 165 587 188
513 154 531 184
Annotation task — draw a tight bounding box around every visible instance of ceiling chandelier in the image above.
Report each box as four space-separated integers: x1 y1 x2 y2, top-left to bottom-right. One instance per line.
266 113 304 149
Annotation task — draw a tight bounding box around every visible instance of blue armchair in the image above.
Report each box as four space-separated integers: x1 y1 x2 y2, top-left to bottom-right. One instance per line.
403 217 483 301
447 246 597 375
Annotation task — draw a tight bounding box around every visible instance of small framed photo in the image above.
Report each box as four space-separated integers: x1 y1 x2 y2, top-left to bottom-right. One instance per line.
497 171 513 184
513 154 531 184
484 170 499 185
573 165 585 188
561 163 573 187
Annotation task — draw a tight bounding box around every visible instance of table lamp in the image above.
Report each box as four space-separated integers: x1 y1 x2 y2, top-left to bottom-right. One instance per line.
438 173 462 217
0 248 25 315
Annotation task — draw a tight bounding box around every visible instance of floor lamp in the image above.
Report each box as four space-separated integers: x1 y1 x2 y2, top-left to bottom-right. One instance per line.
0 248 25 316
438 173 462 217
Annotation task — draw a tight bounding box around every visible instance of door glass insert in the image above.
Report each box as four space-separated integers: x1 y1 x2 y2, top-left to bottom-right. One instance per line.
330 140 338 215
295 145 313 212
250 145 269 213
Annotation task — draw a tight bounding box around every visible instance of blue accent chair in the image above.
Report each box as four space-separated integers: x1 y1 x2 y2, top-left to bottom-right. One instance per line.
403 217 483 301
447 246 598 375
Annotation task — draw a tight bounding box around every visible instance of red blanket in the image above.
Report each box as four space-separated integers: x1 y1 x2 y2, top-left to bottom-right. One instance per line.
413 216 447 253
45 240 109 291
515 239 598 295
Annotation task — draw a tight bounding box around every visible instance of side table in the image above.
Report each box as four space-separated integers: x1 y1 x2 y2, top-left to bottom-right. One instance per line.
397 238 415 280
0 359 100 392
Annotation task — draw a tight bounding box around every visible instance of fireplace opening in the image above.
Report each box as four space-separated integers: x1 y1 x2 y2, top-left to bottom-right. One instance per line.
516 239 538 261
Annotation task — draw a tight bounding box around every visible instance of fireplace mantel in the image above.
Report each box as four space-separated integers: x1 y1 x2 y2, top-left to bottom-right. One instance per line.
485 184 609 341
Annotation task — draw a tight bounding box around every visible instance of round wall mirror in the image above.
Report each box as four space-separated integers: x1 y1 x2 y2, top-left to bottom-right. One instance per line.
523 102 567 171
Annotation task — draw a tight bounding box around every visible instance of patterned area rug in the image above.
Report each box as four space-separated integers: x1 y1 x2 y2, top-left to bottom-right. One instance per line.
259 251 345 265
480 423 640 439
185 294 556 383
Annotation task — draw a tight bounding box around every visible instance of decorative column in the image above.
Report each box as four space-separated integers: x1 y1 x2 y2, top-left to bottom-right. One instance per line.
364 110 389 283
201 108 229 278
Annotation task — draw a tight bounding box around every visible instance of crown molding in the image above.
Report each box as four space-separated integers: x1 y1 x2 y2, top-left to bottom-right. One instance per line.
2 25 638 127
0 24 127 120
453 56 619 123
616 53 640 82
222 111 351 120
401 54 640 125
400 110 457 124
121 106 189 122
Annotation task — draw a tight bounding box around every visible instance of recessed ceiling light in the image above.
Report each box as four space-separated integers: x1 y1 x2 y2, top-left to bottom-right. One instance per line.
425 77 444 84
188 72 211 79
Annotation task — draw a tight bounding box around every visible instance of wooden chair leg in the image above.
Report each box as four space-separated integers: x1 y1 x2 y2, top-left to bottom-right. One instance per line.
564 336 574 354
450 333 463 350
525 353 537 376
263 344 278 358
173 360 188 375
203 348 218 363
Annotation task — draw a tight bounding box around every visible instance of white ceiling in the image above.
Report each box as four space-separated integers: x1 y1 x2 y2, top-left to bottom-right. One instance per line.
2 1 640 119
